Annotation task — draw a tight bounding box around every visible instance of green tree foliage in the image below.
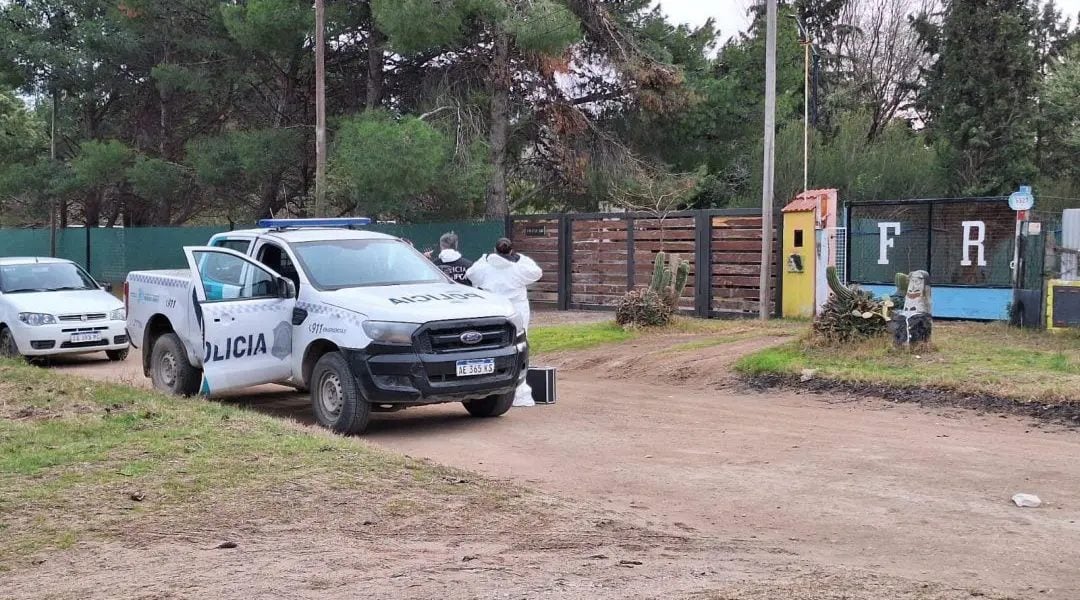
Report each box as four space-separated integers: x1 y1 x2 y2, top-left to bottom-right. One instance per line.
0 90 44 162
221 0 311 56
916 0 1040 196
71 140 133 188
505 0 581 54
1 0 1078 229
1040 43 1080 208
330 112 450 217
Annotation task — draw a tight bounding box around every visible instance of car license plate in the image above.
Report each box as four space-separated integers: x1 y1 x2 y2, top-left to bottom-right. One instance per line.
456 358 495 377
70 332 101 344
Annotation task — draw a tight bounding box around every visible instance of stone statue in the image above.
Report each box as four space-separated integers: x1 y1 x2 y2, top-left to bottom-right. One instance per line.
888 270 933 349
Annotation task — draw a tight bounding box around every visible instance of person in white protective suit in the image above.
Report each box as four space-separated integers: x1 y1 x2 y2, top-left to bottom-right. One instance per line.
466 237 543 406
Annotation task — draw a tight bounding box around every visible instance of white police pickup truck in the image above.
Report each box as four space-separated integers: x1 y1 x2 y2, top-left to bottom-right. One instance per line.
125 218 528 434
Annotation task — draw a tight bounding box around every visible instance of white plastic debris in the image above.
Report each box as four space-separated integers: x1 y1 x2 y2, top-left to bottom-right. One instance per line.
1012 493 1042 508
800 369 818 382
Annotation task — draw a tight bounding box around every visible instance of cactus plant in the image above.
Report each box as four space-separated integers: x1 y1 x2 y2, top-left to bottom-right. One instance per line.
826 266 853 301
890 272 909 310
648 251 690 309
650 253 666 291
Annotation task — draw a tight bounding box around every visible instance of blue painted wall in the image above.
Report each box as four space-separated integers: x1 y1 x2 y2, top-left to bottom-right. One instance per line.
861 285 1011 321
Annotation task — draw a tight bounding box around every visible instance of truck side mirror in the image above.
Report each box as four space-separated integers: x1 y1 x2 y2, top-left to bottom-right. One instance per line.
278 278 297 300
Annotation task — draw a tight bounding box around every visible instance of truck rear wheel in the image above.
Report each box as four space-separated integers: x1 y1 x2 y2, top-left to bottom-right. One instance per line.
311 352 371 435
150 333 201 396
463 391 514 418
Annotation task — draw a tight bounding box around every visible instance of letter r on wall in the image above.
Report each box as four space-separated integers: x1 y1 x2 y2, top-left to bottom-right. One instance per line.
961 221 987 267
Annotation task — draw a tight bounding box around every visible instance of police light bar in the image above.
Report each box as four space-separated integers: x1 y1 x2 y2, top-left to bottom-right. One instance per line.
257 218 371 230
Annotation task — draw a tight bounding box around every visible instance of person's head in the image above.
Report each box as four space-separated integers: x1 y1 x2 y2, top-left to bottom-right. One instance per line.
495 238 514 256
439 232 459 251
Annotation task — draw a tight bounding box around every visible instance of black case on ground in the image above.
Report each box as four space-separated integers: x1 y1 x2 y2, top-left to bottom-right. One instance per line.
526 367 557 404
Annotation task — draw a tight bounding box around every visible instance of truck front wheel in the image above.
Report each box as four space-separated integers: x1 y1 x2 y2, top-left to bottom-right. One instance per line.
150 333 202 396
463 391 514 418
311 352 371 435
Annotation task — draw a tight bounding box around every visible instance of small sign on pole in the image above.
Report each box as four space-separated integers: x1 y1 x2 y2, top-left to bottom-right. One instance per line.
1009 185 1035 212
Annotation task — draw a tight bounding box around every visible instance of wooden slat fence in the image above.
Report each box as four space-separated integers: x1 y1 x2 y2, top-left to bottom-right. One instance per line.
510 209 779 318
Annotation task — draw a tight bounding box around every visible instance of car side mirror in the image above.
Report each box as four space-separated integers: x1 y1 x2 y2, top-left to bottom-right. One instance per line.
101 283 113 293
278 278 297 300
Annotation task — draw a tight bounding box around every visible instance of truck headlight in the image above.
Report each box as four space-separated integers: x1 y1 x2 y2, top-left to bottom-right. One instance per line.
508 312 526 339
362 321 419 346
110 308 126 321
18 312 57 326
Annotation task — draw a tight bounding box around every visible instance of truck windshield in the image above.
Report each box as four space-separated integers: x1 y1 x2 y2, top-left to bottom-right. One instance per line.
0 262 97 293
292 239 446 289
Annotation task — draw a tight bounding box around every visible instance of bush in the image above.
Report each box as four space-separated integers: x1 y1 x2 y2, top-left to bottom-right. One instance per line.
812 288 888 343
615 289 673 327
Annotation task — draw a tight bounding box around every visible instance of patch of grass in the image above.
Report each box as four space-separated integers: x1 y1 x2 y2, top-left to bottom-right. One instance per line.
529 321 637 353
734 345 803 375
735 323 1080 403
0 360 511 569
531 317 802 354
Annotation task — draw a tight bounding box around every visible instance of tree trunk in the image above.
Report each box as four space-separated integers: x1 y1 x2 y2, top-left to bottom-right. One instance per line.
258 56 300 218
84 191 101 228
366 27 386 111
484 30 511 220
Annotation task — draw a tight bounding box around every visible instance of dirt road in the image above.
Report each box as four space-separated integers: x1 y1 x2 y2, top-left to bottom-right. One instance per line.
44 324 1080 598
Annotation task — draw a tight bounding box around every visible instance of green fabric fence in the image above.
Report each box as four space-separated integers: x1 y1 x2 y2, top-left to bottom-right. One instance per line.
0 221 506 284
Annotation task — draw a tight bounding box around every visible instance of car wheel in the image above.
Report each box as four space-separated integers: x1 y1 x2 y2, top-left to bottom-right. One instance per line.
0 326 22 360
463 391 515 418
311 352 370 435
106 348 129 362
150 333 201 396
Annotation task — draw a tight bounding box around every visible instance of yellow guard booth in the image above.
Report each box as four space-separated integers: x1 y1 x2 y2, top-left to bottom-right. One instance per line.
781 190 839 319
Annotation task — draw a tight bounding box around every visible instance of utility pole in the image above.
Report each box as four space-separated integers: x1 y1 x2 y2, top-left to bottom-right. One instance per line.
314 0 327 218
801 28 810 194
792 15 812 195
759 0 778 321
50 89 58 258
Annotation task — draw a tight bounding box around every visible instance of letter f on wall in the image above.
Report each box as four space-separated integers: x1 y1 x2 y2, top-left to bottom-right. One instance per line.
878 222 901 265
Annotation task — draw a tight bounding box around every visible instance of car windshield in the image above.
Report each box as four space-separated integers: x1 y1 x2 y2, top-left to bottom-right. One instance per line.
0 262 97 293
292 239 446 289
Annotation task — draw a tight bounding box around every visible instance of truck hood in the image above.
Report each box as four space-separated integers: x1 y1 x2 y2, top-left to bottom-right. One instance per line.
2 289 122 316
321 283 516 322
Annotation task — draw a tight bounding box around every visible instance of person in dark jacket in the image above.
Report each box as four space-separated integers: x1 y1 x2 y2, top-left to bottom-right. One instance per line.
431 232 473 285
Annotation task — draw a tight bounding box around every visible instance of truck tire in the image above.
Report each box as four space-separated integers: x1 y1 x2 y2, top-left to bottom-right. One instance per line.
106 349 129 362
463 391 515 418
150 333 201 396
0 326 22 360
311 352 371 435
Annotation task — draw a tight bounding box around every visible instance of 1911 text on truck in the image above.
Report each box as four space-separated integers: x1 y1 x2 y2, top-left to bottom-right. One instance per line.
125 219 528 434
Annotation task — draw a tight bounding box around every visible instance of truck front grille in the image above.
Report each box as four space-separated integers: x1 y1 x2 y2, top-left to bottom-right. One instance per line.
417 319 514 354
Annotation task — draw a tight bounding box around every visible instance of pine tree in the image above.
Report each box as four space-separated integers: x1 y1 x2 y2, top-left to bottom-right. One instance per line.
916 0 1039 196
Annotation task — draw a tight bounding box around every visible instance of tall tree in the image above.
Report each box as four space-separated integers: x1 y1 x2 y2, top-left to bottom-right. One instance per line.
1033 0 1075 174
916 0 1039 196
832 0 936 139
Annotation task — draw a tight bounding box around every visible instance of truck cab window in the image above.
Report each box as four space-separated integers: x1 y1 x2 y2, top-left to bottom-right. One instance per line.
211 238 252 254
193 250 277 301
257 243 301 290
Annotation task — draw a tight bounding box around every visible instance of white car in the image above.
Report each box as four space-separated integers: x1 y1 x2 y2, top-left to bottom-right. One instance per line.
0 257 129 361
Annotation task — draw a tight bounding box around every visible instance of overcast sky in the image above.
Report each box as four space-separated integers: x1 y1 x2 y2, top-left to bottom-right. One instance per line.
653 0 1080 43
